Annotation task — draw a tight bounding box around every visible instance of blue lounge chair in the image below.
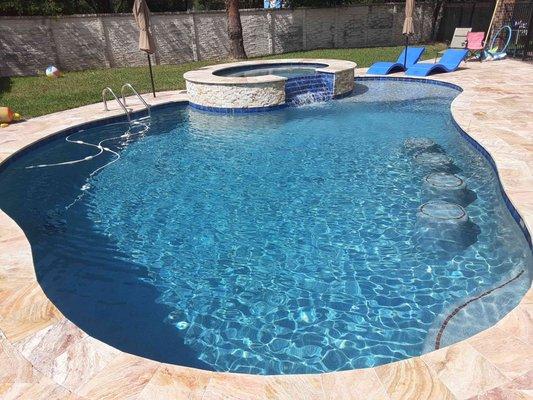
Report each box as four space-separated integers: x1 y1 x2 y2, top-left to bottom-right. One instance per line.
406 49 468 77
367 47 425 75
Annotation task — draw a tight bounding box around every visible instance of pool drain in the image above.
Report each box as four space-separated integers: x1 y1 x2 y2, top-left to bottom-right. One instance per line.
415 200 477 252
422 172 469 205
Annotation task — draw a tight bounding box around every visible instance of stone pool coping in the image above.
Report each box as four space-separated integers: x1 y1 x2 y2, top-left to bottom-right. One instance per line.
0 60 531 399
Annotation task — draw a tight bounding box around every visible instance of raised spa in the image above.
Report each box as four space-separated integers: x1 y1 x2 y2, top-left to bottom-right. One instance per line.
0 79 530 375
184 59 356 111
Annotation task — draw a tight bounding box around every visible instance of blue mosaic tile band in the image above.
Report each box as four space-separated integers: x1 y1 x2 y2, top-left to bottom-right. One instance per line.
189 103 287 114
285 73 335 106
451 117 532 249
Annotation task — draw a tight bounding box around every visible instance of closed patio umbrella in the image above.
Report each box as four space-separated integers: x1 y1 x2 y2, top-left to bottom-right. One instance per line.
133 0 156 97
403 0 415 68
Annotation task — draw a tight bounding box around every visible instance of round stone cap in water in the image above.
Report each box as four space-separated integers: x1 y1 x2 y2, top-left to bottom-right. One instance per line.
425 173 465 189
404 137 438 154
415 200 477 254
419 200 467 220
414 152 454 169
422 172 469 206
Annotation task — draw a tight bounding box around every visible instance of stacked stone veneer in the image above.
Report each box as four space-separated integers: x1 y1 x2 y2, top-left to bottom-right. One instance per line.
0 3 436 77
333 69 355 96
186 80 286 109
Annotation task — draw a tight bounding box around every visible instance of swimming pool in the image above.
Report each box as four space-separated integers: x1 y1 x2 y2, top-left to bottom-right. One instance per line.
0 80 530 375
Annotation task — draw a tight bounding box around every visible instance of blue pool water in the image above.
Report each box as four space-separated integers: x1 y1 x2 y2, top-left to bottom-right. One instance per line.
0 80 531 374
214 63 327 78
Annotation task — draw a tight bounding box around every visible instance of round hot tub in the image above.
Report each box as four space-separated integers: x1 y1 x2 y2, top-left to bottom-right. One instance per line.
214 62 328 78
184 59 356 112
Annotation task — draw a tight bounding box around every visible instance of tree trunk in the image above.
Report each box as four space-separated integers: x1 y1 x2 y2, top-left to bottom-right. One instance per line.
225 0 247 59
431 0 448 42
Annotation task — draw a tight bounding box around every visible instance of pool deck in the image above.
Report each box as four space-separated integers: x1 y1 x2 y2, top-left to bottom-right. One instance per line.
0 59 532 399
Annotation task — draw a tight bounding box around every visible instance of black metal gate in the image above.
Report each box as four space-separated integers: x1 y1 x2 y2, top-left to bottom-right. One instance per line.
437 1 496 43
501 1 533 59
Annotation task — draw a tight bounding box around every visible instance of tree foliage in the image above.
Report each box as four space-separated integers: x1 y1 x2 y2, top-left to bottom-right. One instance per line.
0 0 395 16
0 0 191 16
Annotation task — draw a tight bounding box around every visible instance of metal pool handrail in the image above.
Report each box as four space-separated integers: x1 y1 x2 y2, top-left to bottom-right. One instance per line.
121 83 151 118
102 87 130 122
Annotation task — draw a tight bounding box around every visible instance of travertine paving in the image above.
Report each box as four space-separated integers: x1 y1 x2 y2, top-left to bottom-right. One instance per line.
0 60 531 399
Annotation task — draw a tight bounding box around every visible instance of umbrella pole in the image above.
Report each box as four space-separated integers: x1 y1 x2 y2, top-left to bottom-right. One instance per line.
404 35 409 68
147 53 156 98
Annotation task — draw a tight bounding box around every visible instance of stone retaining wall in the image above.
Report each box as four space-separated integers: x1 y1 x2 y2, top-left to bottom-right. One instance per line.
0 3 436 77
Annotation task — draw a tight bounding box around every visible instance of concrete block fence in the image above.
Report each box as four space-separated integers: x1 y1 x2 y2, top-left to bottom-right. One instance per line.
0 3 436 77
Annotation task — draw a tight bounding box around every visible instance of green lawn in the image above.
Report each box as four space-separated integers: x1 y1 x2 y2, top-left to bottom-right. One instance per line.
0 44 445 118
